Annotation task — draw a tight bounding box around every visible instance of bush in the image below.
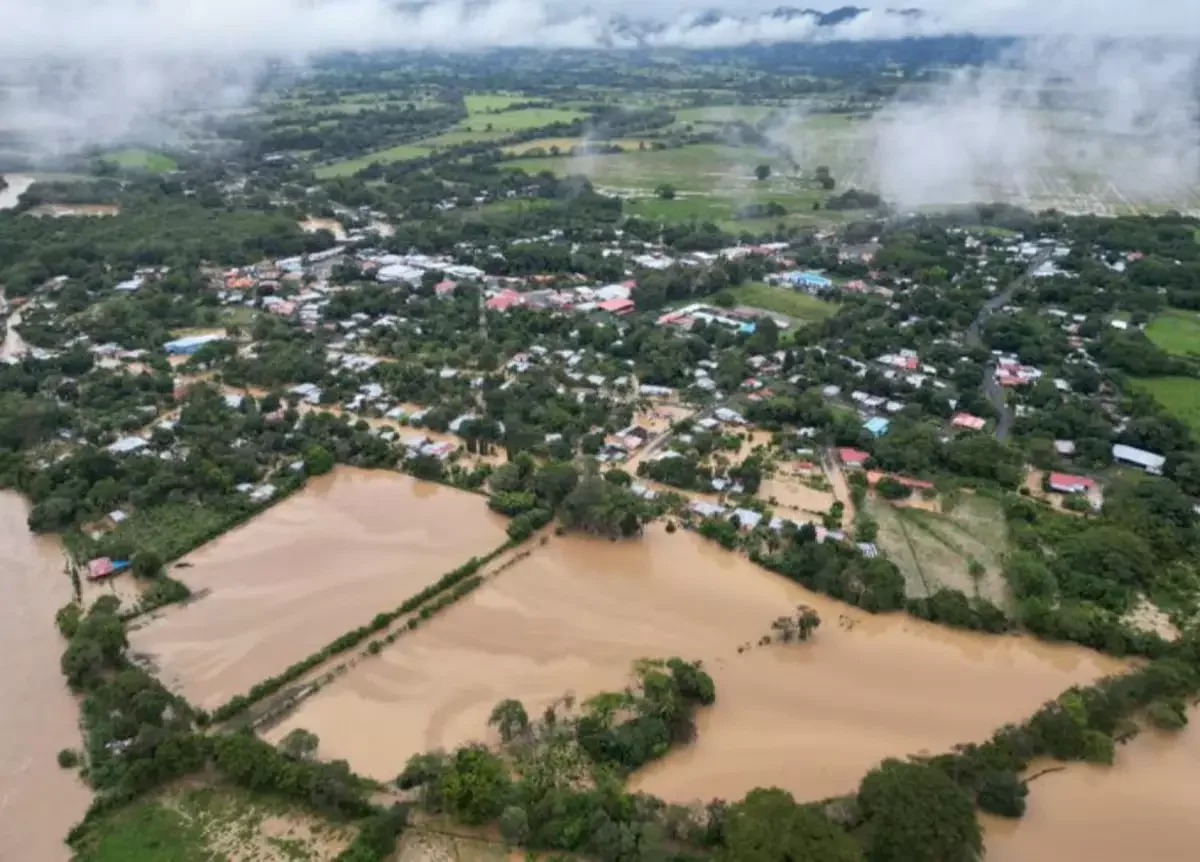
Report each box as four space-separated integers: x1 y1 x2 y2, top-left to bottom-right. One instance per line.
1145 699 1189 731
976 771 1027 818
57 748 80 769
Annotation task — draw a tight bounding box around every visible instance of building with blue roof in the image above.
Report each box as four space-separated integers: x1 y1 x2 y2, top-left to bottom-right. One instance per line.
163 333 226 356
863 416 890 437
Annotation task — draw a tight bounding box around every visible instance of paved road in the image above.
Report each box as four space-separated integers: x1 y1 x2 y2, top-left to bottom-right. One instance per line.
966 251 1052 441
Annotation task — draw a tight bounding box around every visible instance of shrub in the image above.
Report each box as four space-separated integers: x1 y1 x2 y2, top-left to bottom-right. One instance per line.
57 748 80 769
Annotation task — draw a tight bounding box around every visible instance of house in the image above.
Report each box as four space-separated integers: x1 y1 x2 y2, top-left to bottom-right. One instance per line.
163 333 225 356
731 508 763 531
838 447 870 468
597 297 636 315
486 290 524 312
108 436 148 455
951 412 986 432
863 417 890 437
1048 472 1096 495
1112 443 1166 475
714 407 746 425
781 271 833 291
689 500 726 518
1054 440 1076 456
86 557 131 581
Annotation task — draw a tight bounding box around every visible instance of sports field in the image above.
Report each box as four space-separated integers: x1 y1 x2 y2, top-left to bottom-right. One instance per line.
101 149 177 172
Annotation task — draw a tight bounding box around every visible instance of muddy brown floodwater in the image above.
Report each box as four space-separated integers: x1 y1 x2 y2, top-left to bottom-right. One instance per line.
267 526 1125 802
0 492 91 861
129 468 507 710
983 707 1200 862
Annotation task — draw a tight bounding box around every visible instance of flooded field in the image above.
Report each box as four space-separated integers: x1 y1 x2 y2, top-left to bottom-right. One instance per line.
0 492 90 862
984 708 1200 862
267 527 1123 802
129 468 507 709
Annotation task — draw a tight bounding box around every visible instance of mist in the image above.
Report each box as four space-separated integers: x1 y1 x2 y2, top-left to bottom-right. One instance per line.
869 39 1200 212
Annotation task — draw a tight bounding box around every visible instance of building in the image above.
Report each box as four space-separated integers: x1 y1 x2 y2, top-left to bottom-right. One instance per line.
1112 443 1166 475
951 412 987 432
163 333 225 356
597 297 635 315
1048 472 1096 494
863 417 890 437
731 508 763 531
86 557 131 581
108 436 148 455
838 447 870 468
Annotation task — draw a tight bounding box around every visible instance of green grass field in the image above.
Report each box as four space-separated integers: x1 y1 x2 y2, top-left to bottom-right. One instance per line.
314 143 433 178
1146 309 1200 357
727 282 837 322
73 786 355 862
464 93 528 113
1131 376 1200 434
109 502 239 562
102 149 178 172
506 143 813 193
456 107 587 133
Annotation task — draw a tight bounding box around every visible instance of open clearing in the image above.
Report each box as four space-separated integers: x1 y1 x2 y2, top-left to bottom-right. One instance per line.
267 527 1120 803
1145 309 1200 357
314 144 434 178
101 148 178 172
463 93 528 113
727 282 838 322
129 468 507 710
73 784 355 862
1130 376 1200 434
868 494 1010 605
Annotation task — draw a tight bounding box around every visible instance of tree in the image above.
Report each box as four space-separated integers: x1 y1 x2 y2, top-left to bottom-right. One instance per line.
488 698 530 743
976 771 1028 818
280 728 320 760
722 788 862 862
754 164 771 182
498 805 530 846
303 443 335 475
132 550 164 579
439 745 511 825
656 184 677 200
858 760 982 862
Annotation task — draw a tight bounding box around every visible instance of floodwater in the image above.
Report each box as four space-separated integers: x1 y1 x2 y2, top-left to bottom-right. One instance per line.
1 306 27 360
129 468 507 709
299 217 348 241
267 527 1124 801
984 708 1200 862
0 492 90 862
0 173 34 210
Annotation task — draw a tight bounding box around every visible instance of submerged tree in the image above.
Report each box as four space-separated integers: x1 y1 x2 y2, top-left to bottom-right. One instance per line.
770 605 822 643
280 728 320 761
488 698 531 743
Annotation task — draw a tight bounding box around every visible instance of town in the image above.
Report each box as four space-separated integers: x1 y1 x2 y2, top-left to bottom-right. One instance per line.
2 41 1200 862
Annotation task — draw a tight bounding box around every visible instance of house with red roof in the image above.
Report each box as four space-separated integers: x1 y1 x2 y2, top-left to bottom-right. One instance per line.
951 412 986 431
597 297 635 315
1048 472 1096 495
486 289 524 312
838 447 871 468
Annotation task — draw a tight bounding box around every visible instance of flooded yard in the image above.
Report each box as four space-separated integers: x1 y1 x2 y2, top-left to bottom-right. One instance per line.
983 708 1200 862
266 527 1123 802
129 468 507 709
0 492 90 862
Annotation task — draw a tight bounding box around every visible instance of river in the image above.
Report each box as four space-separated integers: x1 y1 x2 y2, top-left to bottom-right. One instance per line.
266 526 1125 802
984 708 1200 861
0 492 91 862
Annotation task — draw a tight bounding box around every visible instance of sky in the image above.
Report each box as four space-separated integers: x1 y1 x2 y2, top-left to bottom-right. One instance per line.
2 1 1199 57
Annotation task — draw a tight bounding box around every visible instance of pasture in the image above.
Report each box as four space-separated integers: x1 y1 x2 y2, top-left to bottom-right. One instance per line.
1130 376 1200 434
727 282 838 322
101 149 178 172
314 144 433 178
1146 309 1200 357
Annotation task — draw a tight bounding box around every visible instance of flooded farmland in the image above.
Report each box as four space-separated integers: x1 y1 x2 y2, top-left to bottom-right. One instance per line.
129 468 507 709
984 709 1200 861
0 492 90 862
267 527 1124 802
